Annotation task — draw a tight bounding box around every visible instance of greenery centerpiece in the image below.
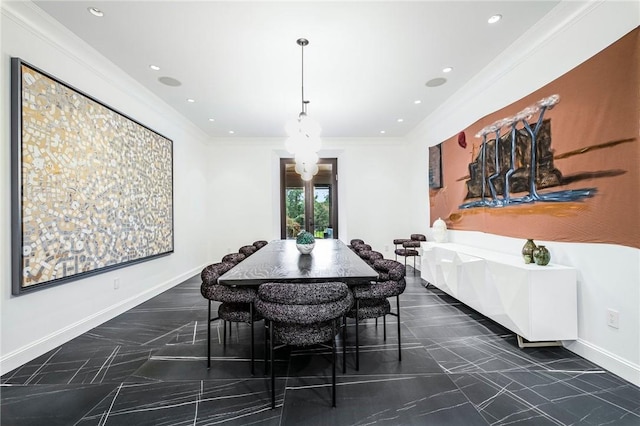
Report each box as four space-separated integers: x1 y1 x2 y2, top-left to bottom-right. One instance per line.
296 231 316 254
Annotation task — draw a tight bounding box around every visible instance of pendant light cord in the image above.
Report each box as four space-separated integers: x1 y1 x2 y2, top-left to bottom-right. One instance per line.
298 38 308 117
301 42 305 116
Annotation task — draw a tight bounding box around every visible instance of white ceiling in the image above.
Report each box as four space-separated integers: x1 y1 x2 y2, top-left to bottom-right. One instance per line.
33 1 561 139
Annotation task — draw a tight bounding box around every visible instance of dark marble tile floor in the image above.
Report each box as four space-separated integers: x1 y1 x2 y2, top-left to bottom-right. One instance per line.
2 267 639 425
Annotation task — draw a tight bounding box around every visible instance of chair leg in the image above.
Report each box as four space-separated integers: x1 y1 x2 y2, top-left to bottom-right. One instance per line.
223 320 227 346
270 320 275 409
355 299 360 371
332 320 337 408
264 321 269 375
250 303 255 376
413 256 417 275
342 315 347 374
397 296 402 362
207 301 211 369
383 314 387 341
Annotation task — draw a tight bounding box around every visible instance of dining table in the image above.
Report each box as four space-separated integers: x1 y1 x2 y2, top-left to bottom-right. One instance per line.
218 239 378 286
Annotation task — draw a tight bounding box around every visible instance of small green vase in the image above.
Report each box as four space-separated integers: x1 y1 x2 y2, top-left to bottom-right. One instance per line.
521 239 537 264
533 245 551 266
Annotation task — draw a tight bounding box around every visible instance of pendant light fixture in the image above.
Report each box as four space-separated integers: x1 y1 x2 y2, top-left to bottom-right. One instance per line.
285 38 321 181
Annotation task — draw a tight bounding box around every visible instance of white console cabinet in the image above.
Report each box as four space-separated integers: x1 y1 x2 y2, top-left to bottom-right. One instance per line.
421 242 577 345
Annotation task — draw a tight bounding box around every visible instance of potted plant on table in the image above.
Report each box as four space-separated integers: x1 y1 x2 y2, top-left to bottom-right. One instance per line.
296 231 316 254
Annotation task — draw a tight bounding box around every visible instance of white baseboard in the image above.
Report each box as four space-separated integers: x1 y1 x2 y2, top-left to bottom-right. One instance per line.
0 266 204 376
565 338 640 387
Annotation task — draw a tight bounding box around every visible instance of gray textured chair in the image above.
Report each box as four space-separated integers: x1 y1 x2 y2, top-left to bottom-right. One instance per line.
253 240 268 250
393 238 410 260
255 282 354 408
358 249 384 267
346 259 406 370
200 262 262 374
348 239 365 251
394 234 426 274
221 252 246 265
239 245 257 257
395 240 420 271
353 243 372 253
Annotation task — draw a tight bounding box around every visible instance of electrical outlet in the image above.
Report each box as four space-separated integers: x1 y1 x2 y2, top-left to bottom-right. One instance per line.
607 309 619 329
114 278 120 290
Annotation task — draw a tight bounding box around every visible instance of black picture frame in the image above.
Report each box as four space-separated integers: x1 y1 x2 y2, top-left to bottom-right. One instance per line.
11 58 174 295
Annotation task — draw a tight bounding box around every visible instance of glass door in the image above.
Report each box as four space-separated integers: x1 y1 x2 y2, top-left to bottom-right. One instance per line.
281 158 338 239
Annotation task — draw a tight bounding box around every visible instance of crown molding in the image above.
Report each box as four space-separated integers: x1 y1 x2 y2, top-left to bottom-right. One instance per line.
2 1 209 143
408 0 638 146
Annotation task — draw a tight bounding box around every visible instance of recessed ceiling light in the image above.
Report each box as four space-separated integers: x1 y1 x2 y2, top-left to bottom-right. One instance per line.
87 7 104 17
229 130 235 134
414 100 422 105
149 65 160 71
397 118 404 123
380 130 386 134
442 67 453 73
426 77 447 87
208 118 215 122
186 98 195 103
488 14 502 24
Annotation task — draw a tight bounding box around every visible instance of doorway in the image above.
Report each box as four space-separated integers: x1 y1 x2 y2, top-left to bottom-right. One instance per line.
280 158 338 239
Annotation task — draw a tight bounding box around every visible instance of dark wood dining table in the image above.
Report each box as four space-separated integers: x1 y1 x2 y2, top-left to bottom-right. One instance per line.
218 239 378 286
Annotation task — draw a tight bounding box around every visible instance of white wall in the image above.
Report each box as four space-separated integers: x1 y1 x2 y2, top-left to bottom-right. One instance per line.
0 2 211 374
205 137 414 260
408 0 640 386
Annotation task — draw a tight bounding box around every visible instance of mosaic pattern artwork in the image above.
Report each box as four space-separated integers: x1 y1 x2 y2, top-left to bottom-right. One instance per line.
12 59 174 294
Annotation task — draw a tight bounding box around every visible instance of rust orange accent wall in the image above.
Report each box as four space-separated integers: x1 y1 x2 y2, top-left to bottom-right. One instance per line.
430 27 640 249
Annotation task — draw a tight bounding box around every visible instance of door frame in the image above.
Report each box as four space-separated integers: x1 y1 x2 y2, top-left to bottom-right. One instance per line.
280 158 338 239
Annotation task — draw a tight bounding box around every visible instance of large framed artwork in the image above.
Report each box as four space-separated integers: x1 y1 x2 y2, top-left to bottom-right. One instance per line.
428 28 639 248
11 58 174 295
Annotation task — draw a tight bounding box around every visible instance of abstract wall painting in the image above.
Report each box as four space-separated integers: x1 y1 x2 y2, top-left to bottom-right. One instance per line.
429 28 639 248
11 58 174 295
459 94 596 209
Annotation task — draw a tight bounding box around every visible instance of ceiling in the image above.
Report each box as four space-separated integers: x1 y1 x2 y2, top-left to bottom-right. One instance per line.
33 1 561 139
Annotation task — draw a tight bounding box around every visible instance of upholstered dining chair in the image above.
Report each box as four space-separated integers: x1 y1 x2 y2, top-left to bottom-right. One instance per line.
346 259 406 370
393 238 410 260
255 282 354 408
239 245 257 257
394 234 426 274
354 244 372 253
410 233 427 244
395 240 420 272
349 239 366 251
221 252 246 265
358 249 384 267
253 240 268 250
200 262 262 374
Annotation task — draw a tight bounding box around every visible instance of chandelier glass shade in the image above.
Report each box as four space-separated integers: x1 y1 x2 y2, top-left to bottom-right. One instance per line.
286 38 321 181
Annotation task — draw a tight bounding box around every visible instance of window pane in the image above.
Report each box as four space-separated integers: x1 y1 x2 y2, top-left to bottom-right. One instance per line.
313 185 330 238
285 187 304 239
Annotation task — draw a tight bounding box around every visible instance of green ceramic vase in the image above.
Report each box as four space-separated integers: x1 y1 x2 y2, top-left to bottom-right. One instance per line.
521 239 537 264
533 245 551 266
